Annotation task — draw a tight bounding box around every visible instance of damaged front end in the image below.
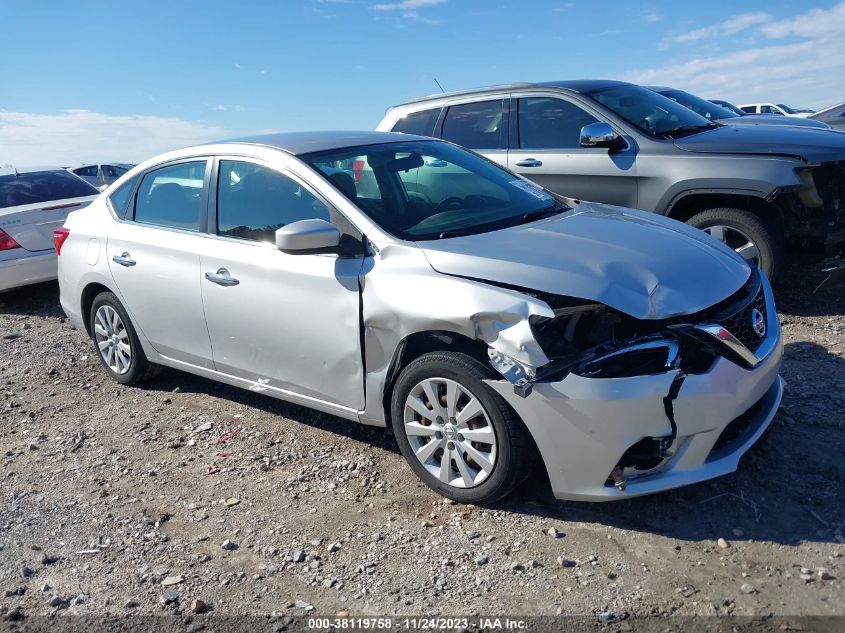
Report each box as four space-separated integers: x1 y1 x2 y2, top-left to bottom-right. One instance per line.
768 161 845 251
483 266 784 500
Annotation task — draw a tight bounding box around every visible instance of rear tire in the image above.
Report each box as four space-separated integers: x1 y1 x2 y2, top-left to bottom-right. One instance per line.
390 351 535 505
89 292 159 386
687 207 784 280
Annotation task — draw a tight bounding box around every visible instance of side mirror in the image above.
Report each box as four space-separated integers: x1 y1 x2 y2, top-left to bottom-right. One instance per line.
275 219 340 253
580 122 624 149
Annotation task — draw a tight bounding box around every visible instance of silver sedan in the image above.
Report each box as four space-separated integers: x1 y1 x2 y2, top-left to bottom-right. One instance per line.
56 132 783 504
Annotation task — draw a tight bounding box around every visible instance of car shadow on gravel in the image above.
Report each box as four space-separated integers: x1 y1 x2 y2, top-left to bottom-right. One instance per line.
0 281 64 318
774 252 844 318
145 369 403 455
498 340 845 547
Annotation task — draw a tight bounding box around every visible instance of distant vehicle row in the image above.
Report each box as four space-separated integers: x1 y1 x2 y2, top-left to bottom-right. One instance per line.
377 80 845 279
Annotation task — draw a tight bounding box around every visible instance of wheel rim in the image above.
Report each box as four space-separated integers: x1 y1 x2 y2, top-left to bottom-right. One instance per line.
703 224 761 265
93 305 132 375
403 377 498 489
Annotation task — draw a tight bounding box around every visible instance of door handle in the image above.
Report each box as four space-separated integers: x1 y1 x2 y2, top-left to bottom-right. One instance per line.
112 252 136 267
205 268 239 287
515 158 543 168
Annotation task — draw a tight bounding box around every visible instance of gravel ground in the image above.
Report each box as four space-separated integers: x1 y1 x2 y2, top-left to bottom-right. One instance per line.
0 257 843 627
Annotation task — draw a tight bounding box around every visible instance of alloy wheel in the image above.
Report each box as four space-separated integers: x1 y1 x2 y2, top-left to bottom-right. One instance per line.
93 305 132 375
704 224 761 265
403 377 498 488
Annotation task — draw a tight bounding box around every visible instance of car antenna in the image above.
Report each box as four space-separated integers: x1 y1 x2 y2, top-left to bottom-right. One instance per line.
434 77 445 93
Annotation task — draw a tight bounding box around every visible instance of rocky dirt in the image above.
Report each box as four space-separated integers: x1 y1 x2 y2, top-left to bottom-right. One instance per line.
0 257 843 627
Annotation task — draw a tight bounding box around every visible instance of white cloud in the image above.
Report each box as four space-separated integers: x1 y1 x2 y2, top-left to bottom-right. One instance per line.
0 110 227 166
627 3 845 109
668 11 771 44
642 11 661 24
760 2 845 39
372 0 446 11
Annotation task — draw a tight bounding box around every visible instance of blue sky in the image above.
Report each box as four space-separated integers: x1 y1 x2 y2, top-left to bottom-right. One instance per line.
2 0 843 164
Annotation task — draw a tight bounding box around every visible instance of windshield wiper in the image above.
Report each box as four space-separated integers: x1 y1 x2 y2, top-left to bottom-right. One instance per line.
519 204 568 225
657 123 718 139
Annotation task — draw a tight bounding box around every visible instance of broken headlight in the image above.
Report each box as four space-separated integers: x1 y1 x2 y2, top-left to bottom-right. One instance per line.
575 338 680 379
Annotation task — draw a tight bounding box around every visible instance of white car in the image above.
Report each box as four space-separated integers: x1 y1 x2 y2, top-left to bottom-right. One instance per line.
0 166 99 292
738 103 813 118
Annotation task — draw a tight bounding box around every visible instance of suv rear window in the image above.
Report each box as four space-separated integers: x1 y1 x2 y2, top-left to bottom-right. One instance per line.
0 170 98 209
391 108 441 136
441 100 507 149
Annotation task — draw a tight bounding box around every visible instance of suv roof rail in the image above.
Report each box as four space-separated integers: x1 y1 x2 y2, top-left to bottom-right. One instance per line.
406 82 537 104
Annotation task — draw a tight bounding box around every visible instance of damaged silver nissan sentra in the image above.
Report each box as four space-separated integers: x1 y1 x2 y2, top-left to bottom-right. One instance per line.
57 131 783 504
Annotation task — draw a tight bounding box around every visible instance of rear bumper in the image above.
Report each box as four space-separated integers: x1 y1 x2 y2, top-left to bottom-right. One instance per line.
0 251 57 292
487 274 783 501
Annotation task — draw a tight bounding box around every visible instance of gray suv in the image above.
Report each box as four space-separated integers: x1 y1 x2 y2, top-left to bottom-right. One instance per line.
377 80 845 279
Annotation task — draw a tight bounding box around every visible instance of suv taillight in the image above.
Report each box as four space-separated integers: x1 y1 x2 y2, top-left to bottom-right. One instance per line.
0 229 21 251
53 228 70 255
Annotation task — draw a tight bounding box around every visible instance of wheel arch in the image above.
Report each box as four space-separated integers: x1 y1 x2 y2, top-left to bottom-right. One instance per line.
381 330 490 422
80 281 115 336
666 191 784 230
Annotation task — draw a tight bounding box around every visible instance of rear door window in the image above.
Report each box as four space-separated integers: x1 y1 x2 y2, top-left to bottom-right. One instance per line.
391 108 441 136
441 100 507 149
517 97 599 149
133 161 207 231
0 171 99 209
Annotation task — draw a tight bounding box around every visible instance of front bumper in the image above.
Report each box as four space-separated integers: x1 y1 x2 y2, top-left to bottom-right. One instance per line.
487 274 783 501
0 251 57 292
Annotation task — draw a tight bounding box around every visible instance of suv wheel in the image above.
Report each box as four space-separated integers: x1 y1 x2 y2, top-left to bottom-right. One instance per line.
390 351 535 505
687 207 784 280
89 292 159 386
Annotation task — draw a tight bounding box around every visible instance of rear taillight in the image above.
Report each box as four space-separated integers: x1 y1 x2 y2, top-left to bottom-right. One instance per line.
353 159 365 183
53 228 70 255
0 228 22 251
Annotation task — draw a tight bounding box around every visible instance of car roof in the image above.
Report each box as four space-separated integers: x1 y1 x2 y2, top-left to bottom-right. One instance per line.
645 85 675 92
398 79 632 106
0 166 65 177
218 130 431 155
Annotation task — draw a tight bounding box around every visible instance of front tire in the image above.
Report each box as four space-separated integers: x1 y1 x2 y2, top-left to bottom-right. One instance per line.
687 207 784 280
390 351 535 505
89 292 158 386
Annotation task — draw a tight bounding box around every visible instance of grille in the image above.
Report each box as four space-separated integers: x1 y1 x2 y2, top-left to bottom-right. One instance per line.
720 285 767 353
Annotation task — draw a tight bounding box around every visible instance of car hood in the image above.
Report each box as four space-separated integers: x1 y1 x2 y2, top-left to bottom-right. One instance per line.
418 202 751 320
674 124 845 162
716 115 830 130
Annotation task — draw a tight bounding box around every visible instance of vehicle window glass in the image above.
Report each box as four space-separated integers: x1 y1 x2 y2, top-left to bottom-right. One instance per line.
102 165 128 178
217 160 330 242
517 97 599 149
659 90 737 120
74 166 98 177
586 84 714 137
134 161 206 231
441 100 506 149
760 105 774 114
0 170 98 209
304 140 569 242
392 108 441 136
108 174 140 219
740 106 756 114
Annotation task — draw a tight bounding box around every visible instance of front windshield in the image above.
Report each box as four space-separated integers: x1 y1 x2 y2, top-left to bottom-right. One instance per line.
777 103 798 114
587 84 716 137
659 89 739 120
303 140 569 241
